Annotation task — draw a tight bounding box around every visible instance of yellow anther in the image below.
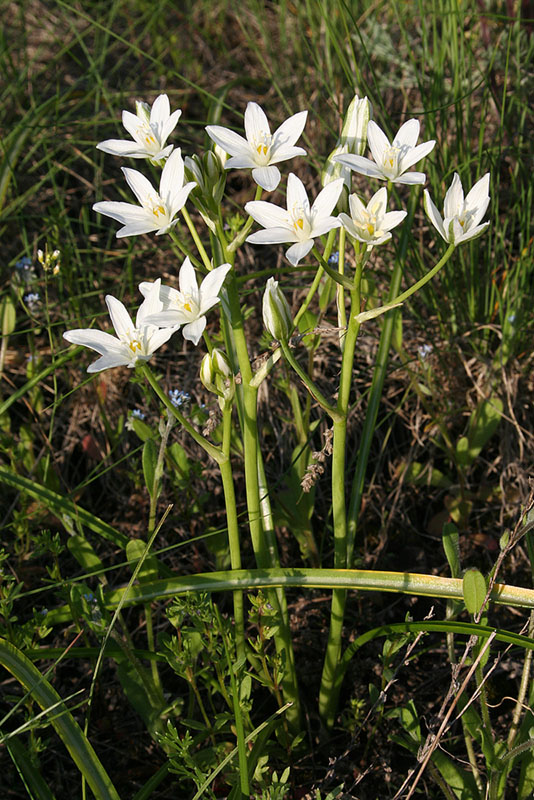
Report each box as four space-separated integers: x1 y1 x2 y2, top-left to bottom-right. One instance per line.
184 302 192 313
296 218 304 230
367 223 375 236
152 205 165 218
129 339 142 353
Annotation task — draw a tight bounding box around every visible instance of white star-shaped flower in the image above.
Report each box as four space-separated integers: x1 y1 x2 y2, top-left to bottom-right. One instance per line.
424 172 490 245
245 174 343 266
96 94 181 161
141 258 231 346
63 281 176 372
334 119 435 185
339 188 406 247
93 149 196 237
206 102 307 191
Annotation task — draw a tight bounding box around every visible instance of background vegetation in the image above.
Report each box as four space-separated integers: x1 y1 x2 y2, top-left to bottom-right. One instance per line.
1 0 534 797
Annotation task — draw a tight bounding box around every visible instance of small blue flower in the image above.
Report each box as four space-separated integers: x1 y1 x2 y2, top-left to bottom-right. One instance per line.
418 344 433 360
328 251 340 265
14 257 37 285
131 408 146 420
169 389 190 407
507 313 516 325
24 292 41 311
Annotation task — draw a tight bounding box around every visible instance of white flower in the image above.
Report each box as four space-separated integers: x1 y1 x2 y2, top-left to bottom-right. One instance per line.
262 277 293 341
245 174 343 266
338 187 406 247
140 258 231 346
206 102 307 192
63 281 176 372
323 95 371 188
334 119 435 185
96 94 181 161
424 172 490 245
93 149 196 237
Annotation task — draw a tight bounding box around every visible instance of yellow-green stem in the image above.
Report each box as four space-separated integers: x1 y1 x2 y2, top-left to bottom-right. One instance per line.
181 207 213 271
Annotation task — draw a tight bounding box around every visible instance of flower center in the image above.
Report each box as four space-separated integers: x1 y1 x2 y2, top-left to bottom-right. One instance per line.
356 206 383 241
147 194 167 220
135 120 160 154
129 338 143 354
290 204 311 239
253 131 272 165
173 292 199 319
382 145 400 177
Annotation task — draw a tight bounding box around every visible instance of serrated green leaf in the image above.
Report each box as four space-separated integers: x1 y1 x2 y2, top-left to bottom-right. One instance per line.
463 568 487 615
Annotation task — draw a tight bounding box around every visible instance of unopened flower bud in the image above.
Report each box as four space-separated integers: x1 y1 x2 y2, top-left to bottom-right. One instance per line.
262 278 292 342
135 100 151 124
200 349 234 404
322 95 371 188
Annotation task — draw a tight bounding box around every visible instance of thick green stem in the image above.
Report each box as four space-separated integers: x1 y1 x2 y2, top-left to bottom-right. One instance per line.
318 271 363 726
220 406 245 664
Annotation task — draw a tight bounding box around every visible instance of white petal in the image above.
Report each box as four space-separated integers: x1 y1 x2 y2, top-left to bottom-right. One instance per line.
147 326 178 351
137 278 162 324
348 193 367 221
334 154 385 180
394 171 427 185
178 257 199 297
286 173 310 213
285 240 314 266
443 173 464 219
160 149 184 205
381 210 407 232
311 179 344 220
122 110 142 140
63 329 123 355
225 154 258 170
366 121 390 164
245 200 292 230
96 139 143 156
205 125 251 159
182 317 206 346
122 167 156 206
271 110 307 151
116 220 158 237
247 228 298 245
456 221 490 244
368 186 388 216
424 190 447 240
145 310 184 327
244 102 271 144
399 140 436 172
338 214 361 240
393 119 420 149
150 94 170 126
87 352 130 372
251 165 281 191
465 173 490 213
93 201 148 224
168 182 196 217
199 263 232 302
160 109 181 146
268 145 307 165
310 216 341 238
106 295 134 337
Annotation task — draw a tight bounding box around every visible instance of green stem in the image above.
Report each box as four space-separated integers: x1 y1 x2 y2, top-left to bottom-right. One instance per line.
220 405 245 664
181 207 213 271
313 246 354 289
140 364 224 464
387 242 456 307
280 339 342 421
319 270 363 726
227 184 262 253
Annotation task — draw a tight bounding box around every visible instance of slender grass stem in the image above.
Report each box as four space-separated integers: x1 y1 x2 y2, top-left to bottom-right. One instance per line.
181 207 212 271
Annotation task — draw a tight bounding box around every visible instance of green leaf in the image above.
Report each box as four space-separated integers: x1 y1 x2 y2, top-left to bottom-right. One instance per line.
0 638 121 800
442 522 461 578
5 735 57 800
0 468 128 547
67 535 104 575
463 568 488 615
0 294 16 336
455 395 503 468
142 438 158 499
126 539 159 583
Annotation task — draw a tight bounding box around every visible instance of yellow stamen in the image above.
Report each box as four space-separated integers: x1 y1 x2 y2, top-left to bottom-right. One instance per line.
152 205 165 218
129 339 142 353
296 218 304 230
367 223 375 236
183 302 192 313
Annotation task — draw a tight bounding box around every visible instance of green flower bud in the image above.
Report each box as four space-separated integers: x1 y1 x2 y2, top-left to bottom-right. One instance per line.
262 278 292 342
322 95 371 188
